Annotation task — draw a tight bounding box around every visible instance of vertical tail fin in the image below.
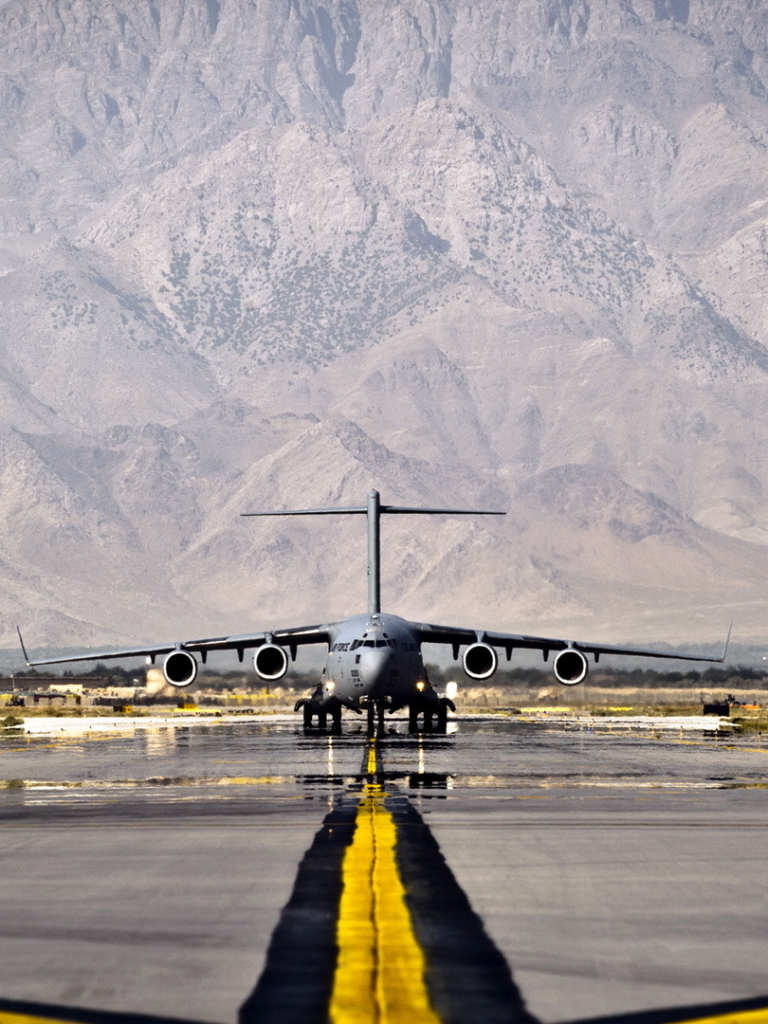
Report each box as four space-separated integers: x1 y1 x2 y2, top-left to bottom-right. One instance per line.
241 490 505 614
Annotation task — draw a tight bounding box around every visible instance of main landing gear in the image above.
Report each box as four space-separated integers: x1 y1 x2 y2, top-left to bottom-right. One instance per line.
295 698 342 732
408 697 455 734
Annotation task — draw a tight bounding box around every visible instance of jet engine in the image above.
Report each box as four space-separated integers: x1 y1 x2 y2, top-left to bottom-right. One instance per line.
553 649 589 686
254 643 289 681
162 649 198 687
462 642 498 680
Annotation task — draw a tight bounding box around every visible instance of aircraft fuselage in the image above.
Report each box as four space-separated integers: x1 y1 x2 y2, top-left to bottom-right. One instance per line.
311 613 435 715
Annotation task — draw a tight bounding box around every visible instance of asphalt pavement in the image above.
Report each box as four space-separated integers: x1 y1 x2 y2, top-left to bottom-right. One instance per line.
0 717 767 1024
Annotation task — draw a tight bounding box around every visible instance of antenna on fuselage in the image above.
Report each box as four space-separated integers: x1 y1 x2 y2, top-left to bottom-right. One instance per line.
240 489 505 615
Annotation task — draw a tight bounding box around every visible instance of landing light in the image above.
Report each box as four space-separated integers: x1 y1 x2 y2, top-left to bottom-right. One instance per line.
416 681 425 691
326 681 336 692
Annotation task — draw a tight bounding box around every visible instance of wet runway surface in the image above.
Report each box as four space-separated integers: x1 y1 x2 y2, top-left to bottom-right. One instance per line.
1 718 768 1024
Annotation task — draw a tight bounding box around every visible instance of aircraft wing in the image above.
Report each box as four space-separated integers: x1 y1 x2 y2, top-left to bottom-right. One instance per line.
17 624 332 668
415 622 730 663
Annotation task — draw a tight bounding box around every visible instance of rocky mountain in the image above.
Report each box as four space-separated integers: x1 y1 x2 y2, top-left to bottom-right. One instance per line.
2 0 768 661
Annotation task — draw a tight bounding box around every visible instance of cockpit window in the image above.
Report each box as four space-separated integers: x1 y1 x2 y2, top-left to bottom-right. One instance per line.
363 640 375 647
375 640 388 647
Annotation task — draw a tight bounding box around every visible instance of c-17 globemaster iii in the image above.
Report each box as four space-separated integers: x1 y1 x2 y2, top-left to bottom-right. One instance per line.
19 490 729 732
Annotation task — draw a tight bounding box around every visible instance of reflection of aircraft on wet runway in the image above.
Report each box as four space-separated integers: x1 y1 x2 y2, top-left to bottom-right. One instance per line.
19 489 729 732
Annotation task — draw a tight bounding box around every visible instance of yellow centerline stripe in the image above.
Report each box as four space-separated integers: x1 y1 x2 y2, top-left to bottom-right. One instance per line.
330 750 441 1024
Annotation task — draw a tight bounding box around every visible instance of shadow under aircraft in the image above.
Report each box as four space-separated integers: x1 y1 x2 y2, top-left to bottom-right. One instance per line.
19 490 729 731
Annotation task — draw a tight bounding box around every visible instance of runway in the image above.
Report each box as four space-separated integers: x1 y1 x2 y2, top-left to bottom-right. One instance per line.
1 717 767 1024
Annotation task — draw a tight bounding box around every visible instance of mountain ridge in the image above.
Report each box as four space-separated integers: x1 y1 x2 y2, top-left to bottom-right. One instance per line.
1 0 768 657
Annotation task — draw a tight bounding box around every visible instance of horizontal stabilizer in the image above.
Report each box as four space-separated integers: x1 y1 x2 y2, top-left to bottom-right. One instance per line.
241 506 367 516
241 489 505 614
241 506 505 517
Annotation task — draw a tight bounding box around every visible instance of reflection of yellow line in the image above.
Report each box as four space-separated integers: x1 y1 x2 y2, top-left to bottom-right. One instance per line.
330 782 440 1024
670 738 768 755
216 776 288 786
1 776 290 790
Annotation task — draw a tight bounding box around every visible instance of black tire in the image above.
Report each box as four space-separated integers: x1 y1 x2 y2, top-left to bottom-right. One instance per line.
436 700 448 732
302 703 313 729
408 704 420 733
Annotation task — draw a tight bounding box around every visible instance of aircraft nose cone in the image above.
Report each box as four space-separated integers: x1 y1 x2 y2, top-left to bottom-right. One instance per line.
358 647 392 689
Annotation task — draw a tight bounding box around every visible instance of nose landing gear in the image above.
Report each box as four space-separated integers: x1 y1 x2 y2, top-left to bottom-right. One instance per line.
365 699 389 736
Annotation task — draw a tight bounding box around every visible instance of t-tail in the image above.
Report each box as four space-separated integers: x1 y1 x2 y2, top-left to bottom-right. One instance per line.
240 488 506 614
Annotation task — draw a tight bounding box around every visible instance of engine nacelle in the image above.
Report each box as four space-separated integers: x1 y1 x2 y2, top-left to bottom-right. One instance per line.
163 649 198 687
553 648 589 686
462 642 498 680
254 643 289 681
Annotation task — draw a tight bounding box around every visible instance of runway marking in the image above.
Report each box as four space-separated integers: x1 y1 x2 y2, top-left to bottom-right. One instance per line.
677 1011 768 1024
0 1003 207 1024
0 1012 73 1024
329 742 440 1024
240 736 534 1023
579 997 768 1024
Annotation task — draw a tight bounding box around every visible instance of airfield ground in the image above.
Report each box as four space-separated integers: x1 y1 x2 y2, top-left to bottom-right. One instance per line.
4 685 768 738
0 715 767 1024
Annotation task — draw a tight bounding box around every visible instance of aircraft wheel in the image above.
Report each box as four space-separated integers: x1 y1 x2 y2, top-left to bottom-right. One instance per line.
317 710 327 729
436 701 448 733
302 702 314 729
408 704 420 733
331 706 342 729
366 703 376 735
423 710 434 732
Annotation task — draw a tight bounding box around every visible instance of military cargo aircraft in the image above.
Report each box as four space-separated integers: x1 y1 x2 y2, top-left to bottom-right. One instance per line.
18 490 729 731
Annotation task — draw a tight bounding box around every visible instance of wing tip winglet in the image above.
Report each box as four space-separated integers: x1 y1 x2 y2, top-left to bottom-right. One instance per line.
720 621 733 663
16 625 30 665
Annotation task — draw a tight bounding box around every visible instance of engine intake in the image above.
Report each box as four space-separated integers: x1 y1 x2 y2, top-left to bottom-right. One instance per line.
163 650 198 687
462 642 498 680
254 643 289 681
553 649 589 686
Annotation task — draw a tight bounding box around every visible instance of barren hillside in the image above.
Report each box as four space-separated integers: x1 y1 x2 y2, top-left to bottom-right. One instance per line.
1 0 767 656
